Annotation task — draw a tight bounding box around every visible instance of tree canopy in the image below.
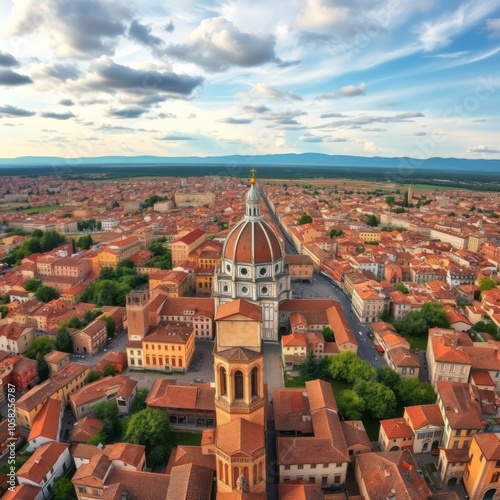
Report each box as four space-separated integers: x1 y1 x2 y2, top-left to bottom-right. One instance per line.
297 213 313 225
479 276 497 291
322 326 335 342
336 390 365 420
24 278 42 292
366 214 379 227
55 327 73 353
35 285 59 303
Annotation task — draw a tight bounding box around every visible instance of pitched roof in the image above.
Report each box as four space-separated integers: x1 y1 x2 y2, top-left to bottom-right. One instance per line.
380 418 414 439
146 379 215 411
273 388 312 434
216 346 262 361
28 397 62 442
216 419 265 456
70 375 137 407
405 404 444 430
17 442 69 483
166 463 213 500
104 468 171 500
306 379 337 413
278 481 325 500
2 484 42 500
215 299 262 321
165 445 216 474
474 433 500 461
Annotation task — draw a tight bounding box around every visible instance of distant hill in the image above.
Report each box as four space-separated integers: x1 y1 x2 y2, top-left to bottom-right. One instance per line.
0 153 499 174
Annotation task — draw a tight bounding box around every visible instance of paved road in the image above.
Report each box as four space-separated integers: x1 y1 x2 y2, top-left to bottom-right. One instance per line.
292 275 387 368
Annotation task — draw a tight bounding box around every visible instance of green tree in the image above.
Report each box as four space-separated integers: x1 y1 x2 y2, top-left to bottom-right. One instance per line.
26 336 53 381
385 195 395 206
130 388 149 414
35 285 59 303
31 229 44 238
327 351 358 381
393 282 409 294
479 277 497 291
322 326 335 342
396 379 436 407
67 316 83 329
354 380 397 419
0 305 8 318
52 477 76 500
86 370 102 384
103 365 118 377
421 302 449 329
117 259 135 270
395 310 428 337
474 321 498 336
297 213 313 225
329 228 344 237
101 316 116 338
40 230 67 252
95 280 117 307
380 308 391 322
347 357 377 384
77 234 94 250
391 207 405 214
94 401 121 442
24 278 42 292
366 214 379 227
55 327 73 353
123 408 174 466
376 368 402 391
299 349 319 381
336 390 365 420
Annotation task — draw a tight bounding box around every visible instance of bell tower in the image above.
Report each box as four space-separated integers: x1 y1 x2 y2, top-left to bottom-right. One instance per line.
213 299 267 494
126 290 150 341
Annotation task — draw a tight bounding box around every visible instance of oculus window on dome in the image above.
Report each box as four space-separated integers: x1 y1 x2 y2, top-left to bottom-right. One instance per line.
240 267 249 276
259 267 267 277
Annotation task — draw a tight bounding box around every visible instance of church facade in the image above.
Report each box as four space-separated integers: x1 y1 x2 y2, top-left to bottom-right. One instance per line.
213 170 292 341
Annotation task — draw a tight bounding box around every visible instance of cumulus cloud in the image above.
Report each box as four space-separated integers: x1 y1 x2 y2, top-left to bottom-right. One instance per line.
76 58 203 99
0 105 36 117
9 0 132 58
316 82 366 99
32 62 82 82
487 18 500 37
158 133 196 140
241 104 270 114
241 83 302 101
0 52 20 67
128 20 163 47
108 107 149 118
165 20 175 33
467 145 500 154
317 111 424 129
40 111 76 120
363 141 379 153
0 69 33 86
219 117 253 124
167 17 277 72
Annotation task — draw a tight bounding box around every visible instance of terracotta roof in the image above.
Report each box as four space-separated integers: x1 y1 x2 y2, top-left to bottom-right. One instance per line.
282 333 307 347
216 346 262 361
166 445 216 474
17 442 69 484
474 433 500 461
2 484 42 500
166 463 213 500
217 493 267 500
103 443 145 468
70 417 103 443
28 397 62 442
73 453 113 486
71 375 137 407
470 370 495 387
340 421 372 449
72 443 104 461
223 219 282 264
146 379 215 412
429 328 473 365
158 296 215 318
279 481 325 500
436 382 485 430
356 450 431 499
380 418 414 439
273 388 313 434
44 350 69 364
216 419 265 456
405 404 444 430
174 228 206 245
215 299 262 321
306 379 337 413
145 322 194 345
104 468 171 500
388 347 420 367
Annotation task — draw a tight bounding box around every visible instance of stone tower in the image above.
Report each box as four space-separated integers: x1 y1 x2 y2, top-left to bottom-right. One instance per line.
126 290 150 341
213 299 267 494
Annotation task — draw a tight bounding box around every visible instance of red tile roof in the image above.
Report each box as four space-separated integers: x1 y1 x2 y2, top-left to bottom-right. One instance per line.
215 299 262 321
28 397 62 442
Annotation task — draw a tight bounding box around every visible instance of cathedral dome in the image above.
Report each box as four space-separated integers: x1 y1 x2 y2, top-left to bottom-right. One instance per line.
223 219 282 264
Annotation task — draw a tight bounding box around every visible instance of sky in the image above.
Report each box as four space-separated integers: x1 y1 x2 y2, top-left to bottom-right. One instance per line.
1 0 500 159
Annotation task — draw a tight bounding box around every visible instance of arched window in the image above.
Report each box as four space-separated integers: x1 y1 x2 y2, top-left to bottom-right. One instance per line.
171 357 176 367
152 356 157 366
178 358 183 367
159 356 163 366
251 367 258 398
145 355 150 365
220 367 227 396
234 370 244 399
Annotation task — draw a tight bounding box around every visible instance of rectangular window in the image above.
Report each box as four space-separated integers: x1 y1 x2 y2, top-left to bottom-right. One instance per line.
449 365 455 373
284 465 290 470
440 364 446 372
298 464 304 470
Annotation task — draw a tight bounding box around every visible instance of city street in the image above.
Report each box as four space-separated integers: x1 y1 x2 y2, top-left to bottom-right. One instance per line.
292 270 387 369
